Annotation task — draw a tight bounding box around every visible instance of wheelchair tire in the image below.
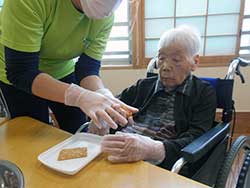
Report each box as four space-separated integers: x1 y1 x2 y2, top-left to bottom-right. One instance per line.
215 136 250 188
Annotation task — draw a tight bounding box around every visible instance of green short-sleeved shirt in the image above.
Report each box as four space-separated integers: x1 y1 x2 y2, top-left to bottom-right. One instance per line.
0 0 114 84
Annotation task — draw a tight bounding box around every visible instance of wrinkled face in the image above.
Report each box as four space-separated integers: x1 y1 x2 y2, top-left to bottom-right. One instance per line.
158 43 198 88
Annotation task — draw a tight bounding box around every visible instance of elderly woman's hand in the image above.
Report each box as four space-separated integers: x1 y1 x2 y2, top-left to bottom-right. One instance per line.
88 120 110 136
101 132 166 164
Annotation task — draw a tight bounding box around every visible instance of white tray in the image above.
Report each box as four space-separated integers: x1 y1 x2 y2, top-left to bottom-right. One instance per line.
38 133 102 175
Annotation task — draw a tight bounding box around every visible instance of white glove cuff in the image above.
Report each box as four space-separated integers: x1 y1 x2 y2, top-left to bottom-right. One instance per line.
64 83 85 106
148 141 166 165
95 88 114 98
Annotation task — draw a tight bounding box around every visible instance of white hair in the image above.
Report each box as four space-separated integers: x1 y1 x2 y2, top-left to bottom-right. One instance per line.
157 25 201 58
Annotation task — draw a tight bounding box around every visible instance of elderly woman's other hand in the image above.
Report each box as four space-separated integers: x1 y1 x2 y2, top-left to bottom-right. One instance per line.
88 120 110 136
101 132 165 164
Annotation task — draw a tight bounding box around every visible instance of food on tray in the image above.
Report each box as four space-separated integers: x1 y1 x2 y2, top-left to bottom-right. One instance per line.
57 147 87 161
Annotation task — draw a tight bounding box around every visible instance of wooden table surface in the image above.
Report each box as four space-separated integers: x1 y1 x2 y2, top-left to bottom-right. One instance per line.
0 117 8 125
0 117 211 188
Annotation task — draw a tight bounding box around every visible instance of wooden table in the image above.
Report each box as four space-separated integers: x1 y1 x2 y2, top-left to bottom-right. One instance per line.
0 117 211 188
0 117 8 125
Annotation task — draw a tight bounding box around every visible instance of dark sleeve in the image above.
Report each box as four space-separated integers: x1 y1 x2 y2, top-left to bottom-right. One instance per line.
4 46 41 93
109 79 143 134
74 53 101 84
159 84 217 170
116 79 142 105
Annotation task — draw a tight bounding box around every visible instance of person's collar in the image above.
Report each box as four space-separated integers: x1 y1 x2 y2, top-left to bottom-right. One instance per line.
154 74 193 96
154 77 165 94
176 74 193 96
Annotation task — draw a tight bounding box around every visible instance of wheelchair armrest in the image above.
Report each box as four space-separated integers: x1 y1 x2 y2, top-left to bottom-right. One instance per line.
181 122 230 163
75 122 90 133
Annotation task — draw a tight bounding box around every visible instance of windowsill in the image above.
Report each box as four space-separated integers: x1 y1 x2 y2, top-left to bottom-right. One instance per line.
240 54 250 59
101 64 135 70
145 55 238 67
100 55 250 70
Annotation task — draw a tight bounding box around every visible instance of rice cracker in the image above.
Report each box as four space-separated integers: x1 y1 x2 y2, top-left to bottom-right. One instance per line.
57 147 87 161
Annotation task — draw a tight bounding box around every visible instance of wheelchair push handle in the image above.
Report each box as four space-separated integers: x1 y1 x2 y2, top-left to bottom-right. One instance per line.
237 57 250 67
236 65 245 83
226 57 250 83
236 58 250 83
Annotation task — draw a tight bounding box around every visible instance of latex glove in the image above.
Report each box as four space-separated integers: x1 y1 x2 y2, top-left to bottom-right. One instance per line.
65 83 129 129
87 116 135 136
88 120 110 136
101 132 166 163
96 88 138 119
95 88 114 98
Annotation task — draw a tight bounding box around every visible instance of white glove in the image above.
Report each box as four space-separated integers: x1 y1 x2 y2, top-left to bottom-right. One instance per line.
87 116 135 136
65 84 128 129
101 132 166 164
95 88 114 99
96 88 139 124
88 120 110 136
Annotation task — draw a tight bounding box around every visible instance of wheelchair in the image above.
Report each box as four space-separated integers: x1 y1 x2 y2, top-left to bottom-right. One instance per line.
147 57 250 188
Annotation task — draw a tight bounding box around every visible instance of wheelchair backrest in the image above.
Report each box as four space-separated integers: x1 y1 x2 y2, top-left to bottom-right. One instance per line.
199 78 234 123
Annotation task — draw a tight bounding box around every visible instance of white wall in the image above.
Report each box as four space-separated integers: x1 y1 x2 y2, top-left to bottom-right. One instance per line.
100 67 250 112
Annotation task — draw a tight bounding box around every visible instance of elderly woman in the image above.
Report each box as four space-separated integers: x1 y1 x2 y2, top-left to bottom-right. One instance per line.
91 25 217 170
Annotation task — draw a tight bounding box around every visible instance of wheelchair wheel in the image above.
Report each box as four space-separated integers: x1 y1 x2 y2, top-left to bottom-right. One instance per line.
215 136 250 188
